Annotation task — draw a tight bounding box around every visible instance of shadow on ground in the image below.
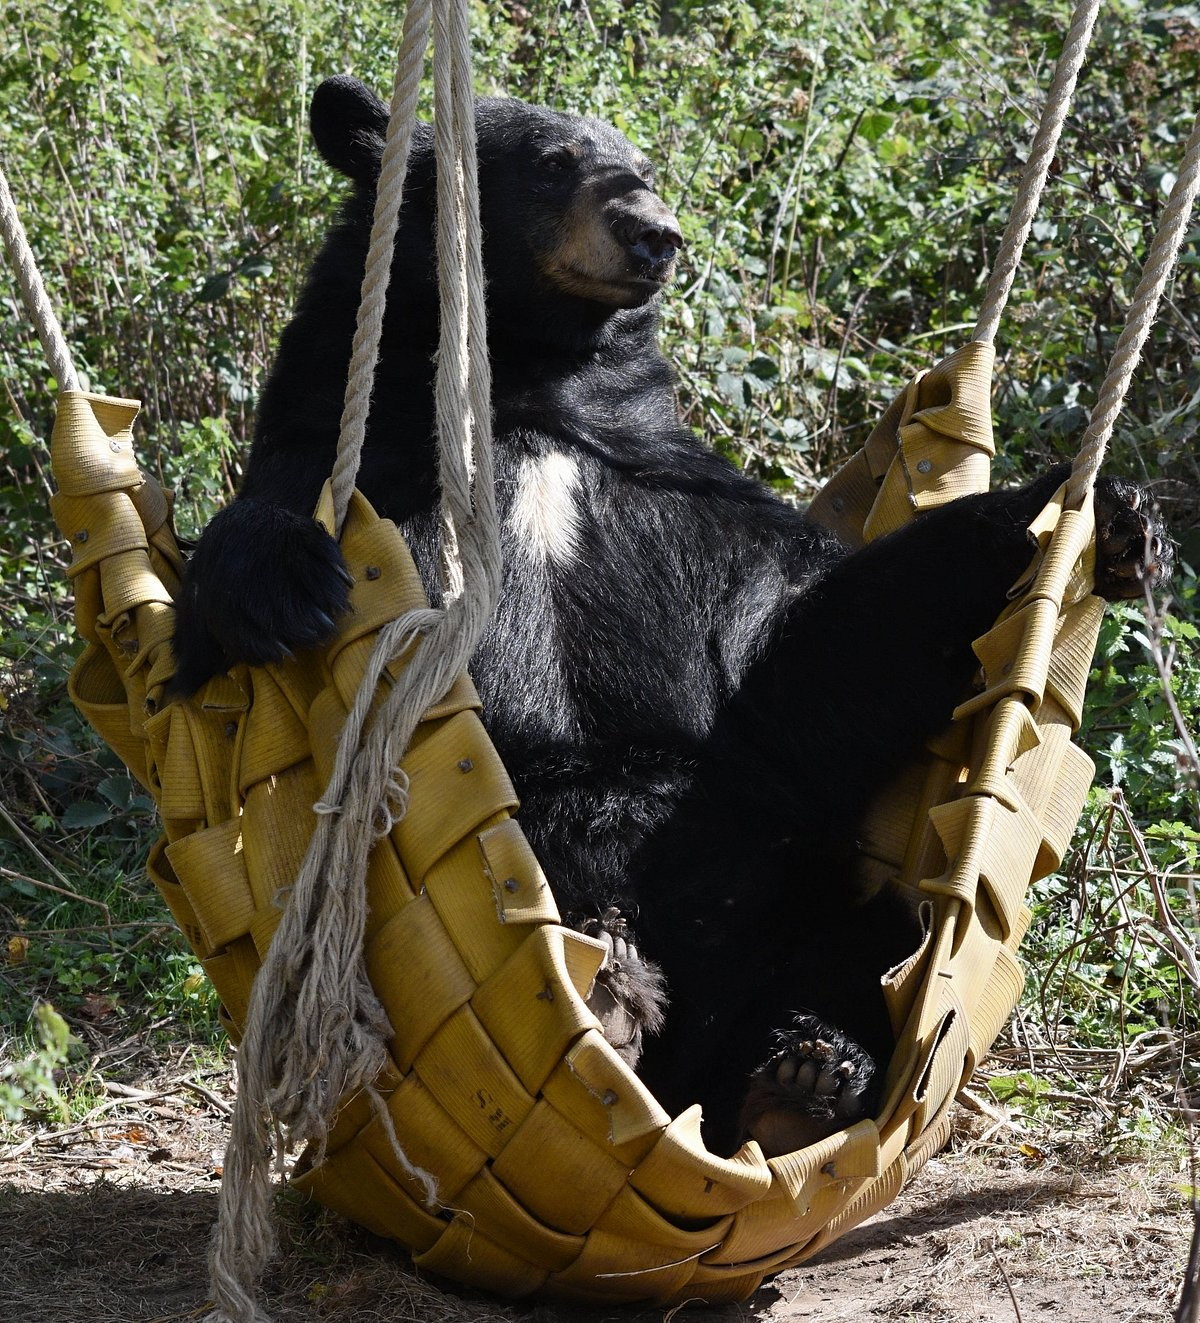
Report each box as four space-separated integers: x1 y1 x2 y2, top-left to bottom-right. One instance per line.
0 1168 1117 1323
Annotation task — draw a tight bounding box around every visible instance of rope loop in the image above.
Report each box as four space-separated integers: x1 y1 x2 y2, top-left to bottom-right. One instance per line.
0 160 80 391
206 0 502 1319
329 1 433 534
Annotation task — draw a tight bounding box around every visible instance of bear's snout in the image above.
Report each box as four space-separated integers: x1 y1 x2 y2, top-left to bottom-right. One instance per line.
611 203 684 270
540 183 683 307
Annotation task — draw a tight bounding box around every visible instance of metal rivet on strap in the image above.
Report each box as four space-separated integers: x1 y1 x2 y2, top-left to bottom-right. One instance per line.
109 439 122 452
365 565 381 580
601 1090 619 1107
916 459 933 474
75 529 88 543
503 877 519 894
458 758 474 773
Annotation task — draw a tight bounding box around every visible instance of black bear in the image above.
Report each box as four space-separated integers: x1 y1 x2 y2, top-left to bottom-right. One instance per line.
172 77 1169 1157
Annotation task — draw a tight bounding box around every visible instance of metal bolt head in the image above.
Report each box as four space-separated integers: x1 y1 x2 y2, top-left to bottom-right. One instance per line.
916 459 933 474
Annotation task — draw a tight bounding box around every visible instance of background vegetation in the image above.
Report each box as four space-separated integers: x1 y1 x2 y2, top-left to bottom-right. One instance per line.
1 0 1198 1148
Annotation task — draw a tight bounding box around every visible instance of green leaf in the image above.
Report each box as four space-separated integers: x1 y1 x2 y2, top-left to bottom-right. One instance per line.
239 255 274 280
97 775 133 809
859 110 894 143
61 800 114 829
197 272 232 302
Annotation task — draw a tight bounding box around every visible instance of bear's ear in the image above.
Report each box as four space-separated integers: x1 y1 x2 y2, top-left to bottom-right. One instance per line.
311 75 388 184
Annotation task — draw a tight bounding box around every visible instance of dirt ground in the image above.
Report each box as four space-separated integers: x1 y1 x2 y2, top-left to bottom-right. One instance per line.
1 1050 1190 1323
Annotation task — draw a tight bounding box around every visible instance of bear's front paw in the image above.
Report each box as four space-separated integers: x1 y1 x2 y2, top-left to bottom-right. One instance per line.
738 1014 877 1157
171 500 355 696
579 907 666 1068
1093 477 1173 601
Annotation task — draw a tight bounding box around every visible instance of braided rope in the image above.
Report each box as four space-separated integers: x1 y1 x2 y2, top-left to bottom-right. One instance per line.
0 158 80 392
972 0 1101 344
206 0 502 1318
1066 108 1200 506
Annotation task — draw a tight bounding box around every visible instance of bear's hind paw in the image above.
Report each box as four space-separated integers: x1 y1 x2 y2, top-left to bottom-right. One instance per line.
579 907 666 1068
738 1014 877 1157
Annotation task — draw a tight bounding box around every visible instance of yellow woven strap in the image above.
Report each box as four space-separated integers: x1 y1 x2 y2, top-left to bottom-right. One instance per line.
845 477 1101 1197
807 340 996 544
48 392 182 780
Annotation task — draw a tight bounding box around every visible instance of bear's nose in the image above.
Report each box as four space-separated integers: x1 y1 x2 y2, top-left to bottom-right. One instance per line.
612 206 684 264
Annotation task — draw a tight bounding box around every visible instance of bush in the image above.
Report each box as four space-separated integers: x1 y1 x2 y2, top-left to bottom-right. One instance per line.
1 0 1196 1126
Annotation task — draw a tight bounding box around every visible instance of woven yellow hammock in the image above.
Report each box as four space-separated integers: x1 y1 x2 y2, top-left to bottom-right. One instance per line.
48 352 1096 1311
5 0 1198 1308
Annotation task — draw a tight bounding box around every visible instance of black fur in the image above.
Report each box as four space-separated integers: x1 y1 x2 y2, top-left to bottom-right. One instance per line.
172 80 1170 1156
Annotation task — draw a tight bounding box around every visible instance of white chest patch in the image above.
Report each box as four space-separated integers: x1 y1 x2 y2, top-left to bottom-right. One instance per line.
510 450 583 566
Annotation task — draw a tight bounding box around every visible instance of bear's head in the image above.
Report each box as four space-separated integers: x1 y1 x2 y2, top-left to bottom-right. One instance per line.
310 76 683 330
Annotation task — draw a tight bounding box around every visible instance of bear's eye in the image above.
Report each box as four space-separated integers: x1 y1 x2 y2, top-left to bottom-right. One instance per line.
540 146 578 174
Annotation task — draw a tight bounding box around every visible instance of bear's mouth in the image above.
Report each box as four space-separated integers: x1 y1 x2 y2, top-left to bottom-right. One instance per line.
546 258 675 309
629 252 678 286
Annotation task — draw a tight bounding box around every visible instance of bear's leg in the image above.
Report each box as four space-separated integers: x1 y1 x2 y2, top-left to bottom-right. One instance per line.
1093 476 1173 599
636 869 920 1157
642 472 1169 1155
722 470 1169 852
738 1015 877 1155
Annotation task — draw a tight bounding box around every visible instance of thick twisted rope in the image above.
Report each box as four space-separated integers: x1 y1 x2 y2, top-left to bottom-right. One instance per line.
0 159 80 391
972 0 1101 344
1066 108 1200 506
206 0 502 1318
329 0 433 535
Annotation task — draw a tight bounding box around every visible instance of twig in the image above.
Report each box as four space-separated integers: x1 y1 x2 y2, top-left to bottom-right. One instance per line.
0 864 113 929
180 1077 232 1115
101 1079 169 1103
0 798 76 893
991 1245 1026 1323
1142 587 1200 813
9 1113 157 1147
90 1014 183 1065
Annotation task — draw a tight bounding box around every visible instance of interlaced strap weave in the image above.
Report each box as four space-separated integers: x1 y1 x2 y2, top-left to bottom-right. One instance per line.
6 0 1200 1310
